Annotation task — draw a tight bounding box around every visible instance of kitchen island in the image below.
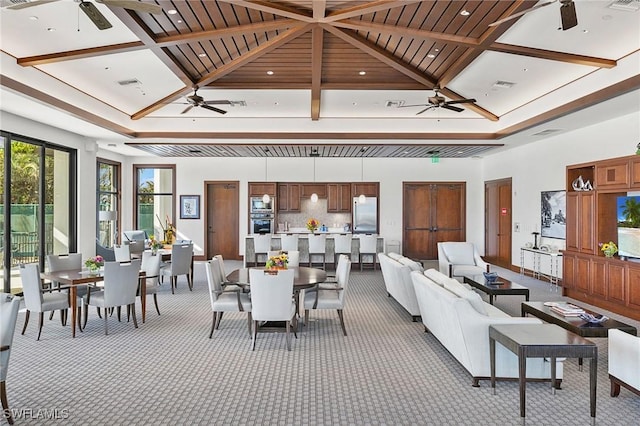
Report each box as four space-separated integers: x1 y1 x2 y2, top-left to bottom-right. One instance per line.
245 233 384 269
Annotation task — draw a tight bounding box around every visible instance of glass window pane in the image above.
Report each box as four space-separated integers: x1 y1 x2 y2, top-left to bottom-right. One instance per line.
46 147 71 255
0 138 4 291
138 168 173 193
97 162 119 248
138 194 173 240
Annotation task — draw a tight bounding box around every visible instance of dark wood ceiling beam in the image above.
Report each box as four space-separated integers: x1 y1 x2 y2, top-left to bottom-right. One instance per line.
208 81 426 90
17 42 145 67
107 7 193 87
131 25 313 120
130 132 499 140
321 24 438 88
323 0 423 22
217 0 315 22
489 42 616 68
154 20 298 46
332 19 479 47
313 0 326 20
311 26 324 121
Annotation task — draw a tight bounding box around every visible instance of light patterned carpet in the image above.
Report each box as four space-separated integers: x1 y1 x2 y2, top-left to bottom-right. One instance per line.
4 262 639 425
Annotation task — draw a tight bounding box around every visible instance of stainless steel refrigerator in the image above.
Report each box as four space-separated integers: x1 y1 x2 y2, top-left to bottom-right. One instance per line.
352 197 378 234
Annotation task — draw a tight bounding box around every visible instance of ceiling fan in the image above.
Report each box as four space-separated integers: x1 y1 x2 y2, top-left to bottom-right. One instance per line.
178 87 231 115
489 0 578 31
399 88 476 115
3 0 163 30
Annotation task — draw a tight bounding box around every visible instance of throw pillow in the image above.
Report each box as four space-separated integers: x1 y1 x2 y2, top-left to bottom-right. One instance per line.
443 277 469 298
462 290 488 316
424 269 447 287
399 257 424 272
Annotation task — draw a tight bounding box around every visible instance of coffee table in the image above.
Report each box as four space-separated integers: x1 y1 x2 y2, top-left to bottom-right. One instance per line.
489 324 597 422
521 301 637 338
463 274 529 305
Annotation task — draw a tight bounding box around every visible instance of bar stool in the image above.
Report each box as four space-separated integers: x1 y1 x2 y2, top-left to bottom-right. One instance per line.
333 234 352 269
308 234 327 269
358 234 378 271
281 234 299 252
253 234 272 267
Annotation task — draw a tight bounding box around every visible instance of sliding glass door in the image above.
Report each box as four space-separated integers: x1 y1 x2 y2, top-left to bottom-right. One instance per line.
1 133 75 293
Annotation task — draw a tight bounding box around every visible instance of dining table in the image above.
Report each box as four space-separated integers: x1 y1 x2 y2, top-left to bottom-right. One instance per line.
40 268 148 337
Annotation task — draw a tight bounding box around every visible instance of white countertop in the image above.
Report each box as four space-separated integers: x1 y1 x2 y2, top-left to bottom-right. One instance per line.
247 233 380 238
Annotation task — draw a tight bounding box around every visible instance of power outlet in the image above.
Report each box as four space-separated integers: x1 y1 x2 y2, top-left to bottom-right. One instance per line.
514 222 521 232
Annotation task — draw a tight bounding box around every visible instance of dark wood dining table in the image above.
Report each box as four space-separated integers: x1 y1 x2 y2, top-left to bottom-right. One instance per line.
40 269 147 337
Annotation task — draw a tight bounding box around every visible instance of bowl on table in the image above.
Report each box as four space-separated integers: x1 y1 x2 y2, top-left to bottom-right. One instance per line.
483 272 499 284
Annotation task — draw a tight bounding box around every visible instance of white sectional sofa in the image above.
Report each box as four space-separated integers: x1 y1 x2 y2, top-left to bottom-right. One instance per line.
608 329 640 397
411 269 564 387
378 253 421 321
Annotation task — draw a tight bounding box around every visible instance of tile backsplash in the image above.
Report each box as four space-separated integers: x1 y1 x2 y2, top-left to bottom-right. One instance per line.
277 199 351 230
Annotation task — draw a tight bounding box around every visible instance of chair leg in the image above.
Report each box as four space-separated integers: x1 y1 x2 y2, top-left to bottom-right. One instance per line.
117 306 122 322
130 304 138 328
153 294 160 315
1 380 14 425
216 312 224 330
37 312 44 341
251 320 258 350
60 309 66 326
49 311 54 321
285 320 291 351
209 312 217 338
104 312 108 335
293 315 298 339
304 309 310 327
97 307 102 318
247 313 252 336
21 310 30 335
337 309 347 336
187 274 193 291
171 277 176 294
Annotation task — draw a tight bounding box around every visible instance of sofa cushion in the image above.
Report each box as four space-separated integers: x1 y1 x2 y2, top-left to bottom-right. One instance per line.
399 257 424 272
424 269 447 286
443 278 469 298
388 252 403 261
443 243 475 265
443 278 487 316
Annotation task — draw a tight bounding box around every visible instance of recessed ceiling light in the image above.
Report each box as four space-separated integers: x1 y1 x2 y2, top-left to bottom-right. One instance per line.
47 27 56 32
29 16 38 21
266 70 274 75
107 143 116 147
434 48 439 52
104 67 110 70
582 29 589 33
460 10 470 16
198 53 207 57
274 101 279 105
359 71 366 75
167 9 178 15
177 20 182 23
352 102 357 106
427 54 435 58
523 68 528 72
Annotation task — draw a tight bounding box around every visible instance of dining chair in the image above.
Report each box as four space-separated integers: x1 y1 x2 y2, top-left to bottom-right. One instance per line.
205 258 252 337
160 243 193 294
280 234 299 252
140 251 162 316
333 234 353 269
212 254 243 292
19 263 70 341
1 293 21 425
113 244 131 262
249 269 297 351
253 234 272 266
286 250 300 267
304 257 352 336
358 234 378 271
308 233 327 269
85 260 141 335
45 254 91 324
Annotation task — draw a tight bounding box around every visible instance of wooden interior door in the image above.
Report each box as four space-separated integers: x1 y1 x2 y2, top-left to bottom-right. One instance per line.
206 181 240 260
403 182 466 260
484 178 512 268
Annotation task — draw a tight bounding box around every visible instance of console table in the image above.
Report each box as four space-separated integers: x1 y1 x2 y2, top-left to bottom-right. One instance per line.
520 247 562 289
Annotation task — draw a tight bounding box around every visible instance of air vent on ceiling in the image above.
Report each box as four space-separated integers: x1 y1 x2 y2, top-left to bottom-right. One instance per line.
493 81 515 89
385 100 406 107
117 78 142 86
532 129 562 136
229 101 247 107
608 0 640 12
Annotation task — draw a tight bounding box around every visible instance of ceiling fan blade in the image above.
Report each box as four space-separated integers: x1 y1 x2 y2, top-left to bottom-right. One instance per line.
200 105 228 115
441 104 464 113
446 99 476 105
489 0 556 27
180 105 194 114
415 107 434 116
5 0 59 10
79 1 112 30
397 104 429 108
96 0 163 14
203 100 232 105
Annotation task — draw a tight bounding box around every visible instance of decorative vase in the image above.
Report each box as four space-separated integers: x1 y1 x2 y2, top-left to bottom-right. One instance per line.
604 253 614 258
88 265 99 274
152 247 158 255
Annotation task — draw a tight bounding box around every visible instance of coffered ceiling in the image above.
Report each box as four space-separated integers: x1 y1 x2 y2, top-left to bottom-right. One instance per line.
0 0 639 157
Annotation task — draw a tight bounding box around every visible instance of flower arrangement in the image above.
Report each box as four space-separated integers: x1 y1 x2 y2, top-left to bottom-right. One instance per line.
599 241 618 258
265 253 289 270
306 218 319 232
84 255 104 272
157 214 175 244
148 235 163 253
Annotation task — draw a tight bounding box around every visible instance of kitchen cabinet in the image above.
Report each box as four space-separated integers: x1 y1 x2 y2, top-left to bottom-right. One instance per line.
631 157 640 189
595 158 629 190
278 184 301 212
248 182 276 197
352 182 379 198
301 184 327 199
327 184 351 212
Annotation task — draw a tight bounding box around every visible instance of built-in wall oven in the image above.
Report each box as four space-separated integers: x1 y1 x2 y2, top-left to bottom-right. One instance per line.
250 197 275 234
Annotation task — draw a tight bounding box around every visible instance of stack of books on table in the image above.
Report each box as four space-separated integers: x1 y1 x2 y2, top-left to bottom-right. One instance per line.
551 303 585 317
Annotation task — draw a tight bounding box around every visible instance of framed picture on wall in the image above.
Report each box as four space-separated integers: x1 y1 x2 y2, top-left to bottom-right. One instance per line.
180 195 200 219
541 190 566 239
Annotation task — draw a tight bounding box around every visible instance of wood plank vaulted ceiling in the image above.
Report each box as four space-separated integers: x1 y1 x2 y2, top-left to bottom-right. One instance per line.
2 0 639 157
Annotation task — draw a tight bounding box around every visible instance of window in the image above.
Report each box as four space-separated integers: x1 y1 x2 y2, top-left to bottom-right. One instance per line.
1 132 76 293
134 165 175 241
97 159 120 248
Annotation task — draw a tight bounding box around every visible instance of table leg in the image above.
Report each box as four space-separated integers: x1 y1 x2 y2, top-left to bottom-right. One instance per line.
551 356 557 395
590 353 597 420
489 294 494 305
525 291 529 301
518 347 527 419
490 337 496 394
70 286 77 338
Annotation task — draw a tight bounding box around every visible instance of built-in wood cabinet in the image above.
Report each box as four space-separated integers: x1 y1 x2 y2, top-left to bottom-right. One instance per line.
327 184 352 212
563 154 640 321
301 184 327 199
278 183 301 212
248 182 276 197
352 182 379 198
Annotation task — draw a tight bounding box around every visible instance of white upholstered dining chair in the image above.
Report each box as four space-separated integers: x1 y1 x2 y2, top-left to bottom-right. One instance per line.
160 243 193 294
333 234 352 269
113 244 132 262
308 233 327 269
205 258 252 337
253 234 272 266
140 251 162 316
358 234 378 271
280 234 299 252
1 293 21 425
249 269 296 351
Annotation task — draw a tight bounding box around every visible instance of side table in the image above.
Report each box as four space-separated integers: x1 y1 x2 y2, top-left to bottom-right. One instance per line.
520 247 562 290
489 323 597 423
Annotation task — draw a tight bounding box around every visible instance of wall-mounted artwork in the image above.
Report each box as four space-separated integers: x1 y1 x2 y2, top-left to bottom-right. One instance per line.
541 190 566 240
